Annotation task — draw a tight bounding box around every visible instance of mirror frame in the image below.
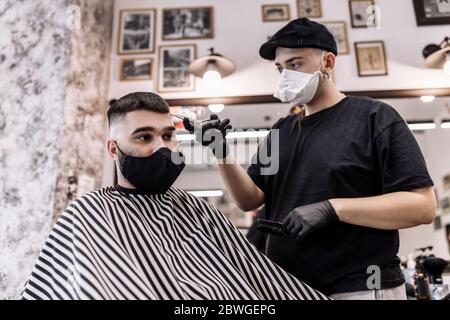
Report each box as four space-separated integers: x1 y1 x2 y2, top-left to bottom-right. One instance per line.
166 88 450 106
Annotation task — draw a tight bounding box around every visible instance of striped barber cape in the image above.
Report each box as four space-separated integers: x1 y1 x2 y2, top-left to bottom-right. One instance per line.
20 186 328 300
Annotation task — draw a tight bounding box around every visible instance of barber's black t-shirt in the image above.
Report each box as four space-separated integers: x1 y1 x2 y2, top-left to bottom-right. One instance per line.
247 96 434 295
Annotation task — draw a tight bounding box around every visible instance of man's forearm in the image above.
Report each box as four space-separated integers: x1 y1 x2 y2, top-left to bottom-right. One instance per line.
329 187 437 230
217 154 265 211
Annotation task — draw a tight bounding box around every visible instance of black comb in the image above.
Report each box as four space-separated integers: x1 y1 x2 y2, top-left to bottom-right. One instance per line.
255 219 285 236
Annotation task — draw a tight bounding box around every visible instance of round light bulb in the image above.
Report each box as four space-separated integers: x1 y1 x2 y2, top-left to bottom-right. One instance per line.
420 95 435 103
208 104 225 113
444 60 450 75
203 70 222 82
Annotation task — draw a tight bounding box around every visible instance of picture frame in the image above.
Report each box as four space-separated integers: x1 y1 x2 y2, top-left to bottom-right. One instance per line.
354 41 388 76
117 9 156 55
446 224 450 254
444 173 450 191
413 0 450 26
441 197 450 214
434 215 442 230
348 0 376 28
162 7 214 40
297 0 322 18
321 21 350 55
119 57 153 81
435 187 440 208
262 4 291 22
157 44 197 93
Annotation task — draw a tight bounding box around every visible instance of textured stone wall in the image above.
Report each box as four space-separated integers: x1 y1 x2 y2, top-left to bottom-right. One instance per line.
0 0 113 299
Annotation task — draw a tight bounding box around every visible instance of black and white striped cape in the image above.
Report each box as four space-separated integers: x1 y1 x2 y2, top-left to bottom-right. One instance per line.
20 186 328 300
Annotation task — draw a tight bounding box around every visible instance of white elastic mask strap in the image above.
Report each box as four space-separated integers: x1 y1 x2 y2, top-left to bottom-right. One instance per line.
319 50 329 78
317 50 326 73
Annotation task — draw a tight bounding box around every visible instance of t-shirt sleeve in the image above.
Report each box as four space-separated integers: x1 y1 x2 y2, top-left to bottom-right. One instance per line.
247 119 282 194
375 120 434 193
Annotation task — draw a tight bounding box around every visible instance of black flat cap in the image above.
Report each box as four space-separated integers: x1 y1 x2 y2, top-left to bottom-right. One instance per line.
259 18 338 60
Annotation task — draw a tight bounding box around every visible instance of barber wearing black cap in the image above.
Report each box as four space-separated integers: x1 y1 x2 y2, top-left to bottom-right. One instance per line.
184 18 436 300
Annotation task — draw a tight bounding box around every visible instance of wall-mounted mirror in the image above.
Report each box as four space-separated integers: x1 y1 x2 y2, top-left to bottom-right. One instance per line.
102 93 450 271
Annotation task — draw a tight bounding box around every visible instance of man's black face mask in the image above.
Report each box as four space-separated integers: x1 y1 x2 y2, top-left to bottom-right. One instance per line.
115 142 185 194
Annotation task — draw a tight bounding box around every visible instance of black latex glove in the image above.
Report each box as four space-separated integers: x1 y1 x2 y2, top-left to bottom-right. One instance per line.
282 200 339 241
183 114 232 159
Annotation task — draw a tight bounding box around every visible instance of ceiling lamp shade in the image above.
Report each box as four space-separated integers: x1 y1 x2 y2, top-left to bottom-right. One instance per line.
189 48 236 78
423 37 450 74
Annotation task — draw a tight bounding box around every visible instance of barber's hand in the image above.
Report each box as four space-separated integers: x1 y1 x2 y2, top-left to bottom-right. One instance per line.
183 114 232 159
282 200 339 241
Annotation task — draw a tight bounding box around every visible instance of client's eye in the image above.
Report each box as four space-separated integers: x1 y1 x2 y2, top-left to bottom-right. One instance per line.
276 66 283 73
163 133 174 141
136 135 152 142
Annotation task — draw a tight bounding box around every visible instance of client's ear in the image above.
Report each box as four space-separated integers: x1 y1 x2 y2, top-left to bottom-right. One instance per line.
107 140 118 159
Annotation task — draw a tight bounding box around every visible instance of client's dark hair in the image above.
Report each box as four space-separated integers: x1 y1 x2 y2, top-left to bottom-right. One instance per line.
107 92 169 126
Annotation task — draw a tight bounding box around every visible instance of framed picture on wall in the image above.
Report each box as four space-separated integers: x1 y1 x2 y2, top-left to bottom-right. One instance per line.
434 215 442 230
262 4 291 22
443 173 450 191
413 0 450 26
162 7 214 40
119 57 153 81
117 9 156 55
441 197 450 214
321 21 350 55
354 41 388 76
348 0 376 28
446 224 450 254
157 45 197 92
297 0 322 18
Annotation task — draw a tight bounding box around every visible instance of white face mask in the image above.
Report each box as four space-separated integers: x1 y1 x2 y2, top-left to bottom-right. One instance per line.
273 51 325 106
